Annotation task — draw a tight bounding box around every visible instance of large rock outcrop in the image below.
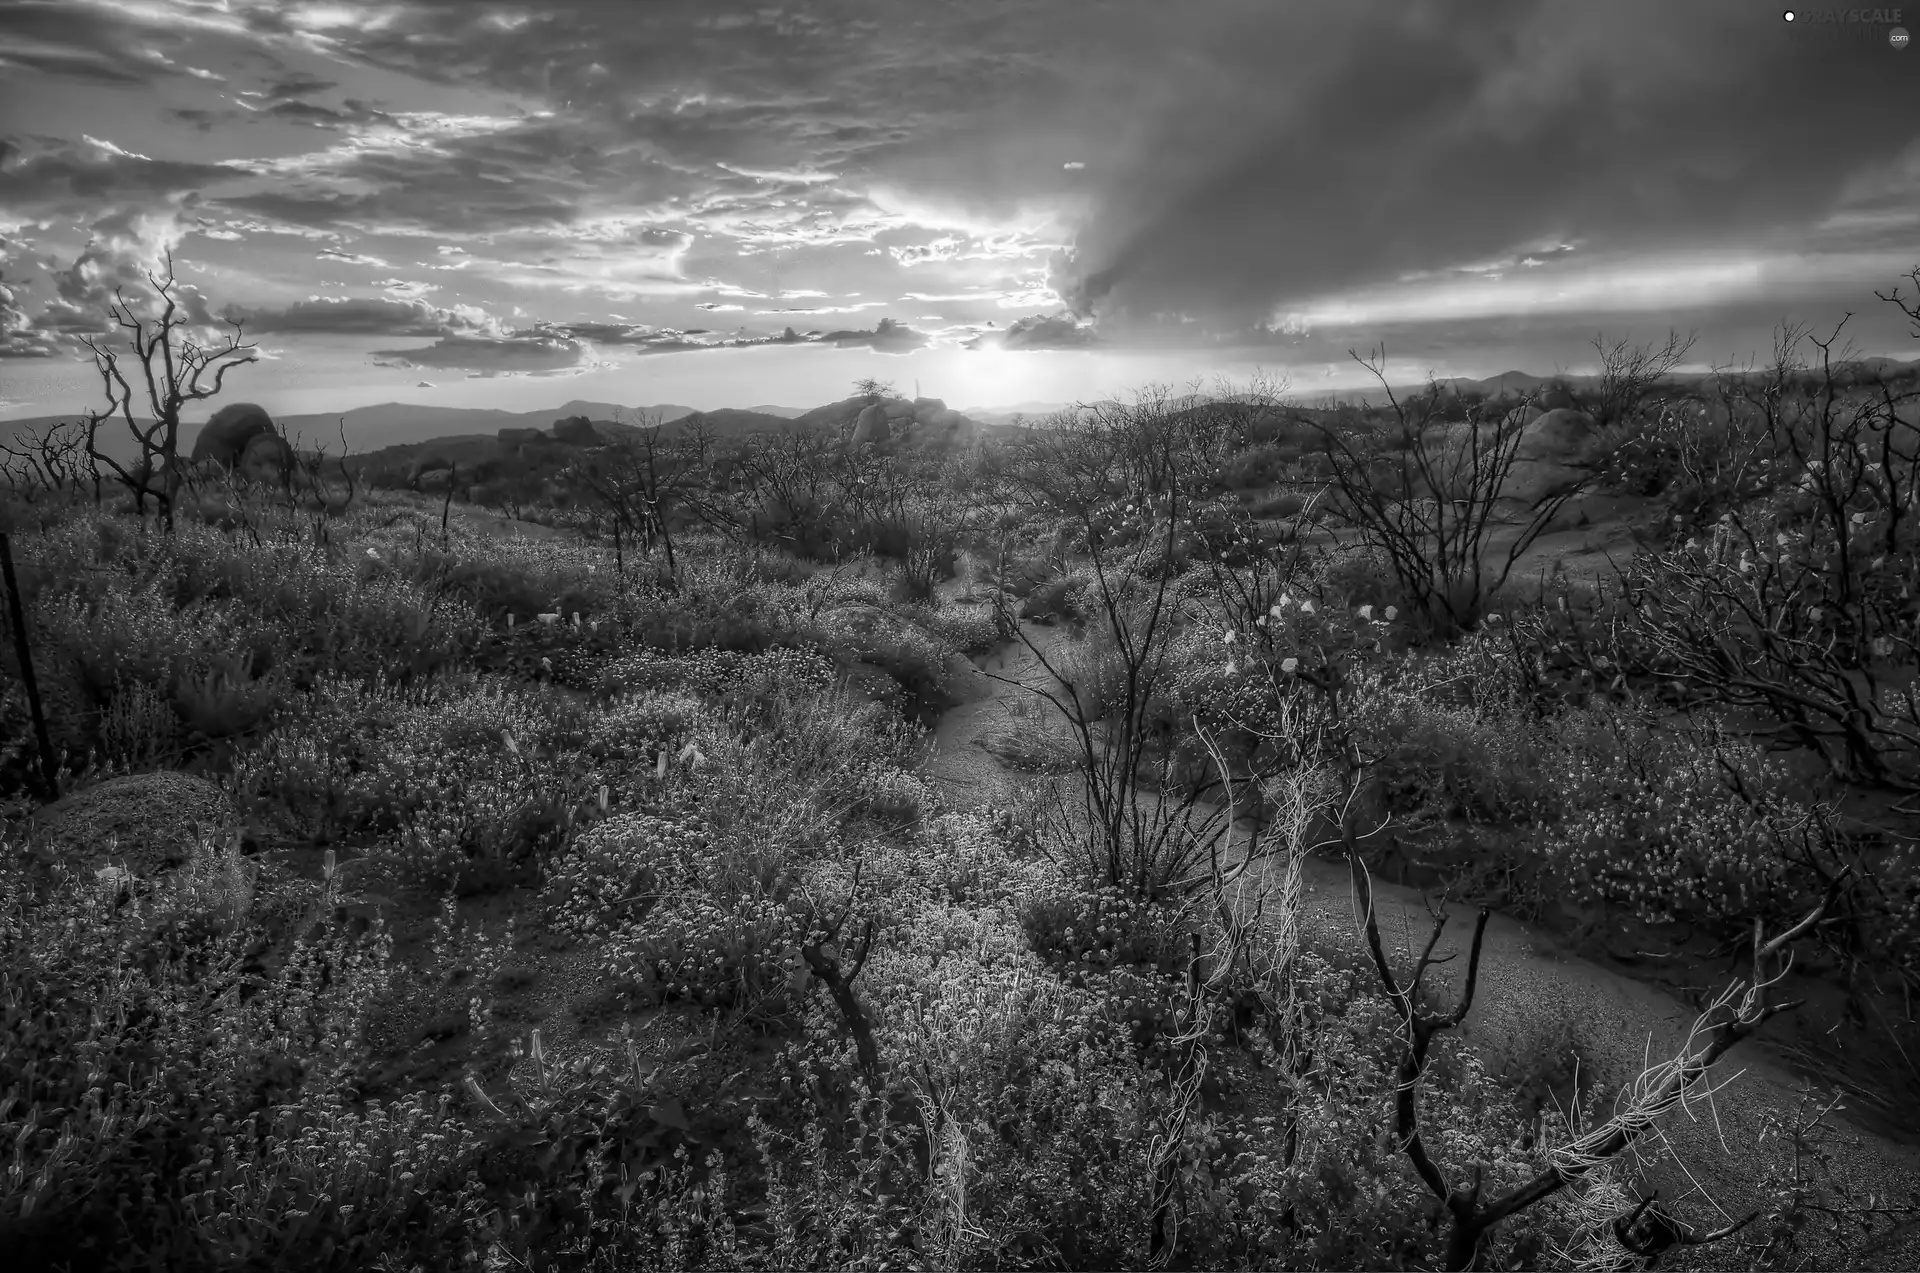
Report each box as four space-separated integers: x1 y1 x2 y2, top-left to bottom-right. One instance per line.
237 431 294 487
191 402 290 486
552 415 603 446
851 403 892 446
1417 408 1603 512
408 453 457 487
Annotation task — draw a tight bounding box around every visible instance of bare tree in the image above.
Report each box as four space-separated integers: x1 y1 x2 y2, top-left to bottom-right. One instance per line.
77 249 258 532
569 407 712 578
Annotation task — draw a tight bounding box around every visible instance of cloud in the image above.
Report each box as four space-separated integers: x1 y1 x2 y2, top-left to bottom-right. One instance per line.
372 329 590 372
30 207 215 338
1047 0 1920 340
0 136 239 221
224 295 503 337
818 319 928 353
5 0 1915 387
317 247 391 268
965 312 1102 350
0 271 63 358
0 2 220 87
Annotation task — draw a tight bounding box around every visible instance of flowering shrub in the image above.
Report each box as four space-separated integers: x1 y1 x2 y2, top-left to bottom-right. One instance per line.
176 1089 485 1270
602 888 803 1015
235 671 599 884
542 812 708 942
1536 722 1812 932
0 847 402 1269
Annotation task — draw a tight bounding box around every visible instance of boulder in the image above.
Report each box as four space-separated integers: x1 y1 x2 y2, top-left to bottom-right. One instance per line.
1535 386 1578 412
912 396 948 417
1414 408 1601 508
851 403 892 446
237 430 293 488
27 771 238 879
408 454 456 486
552 415 602 446
1515 408 1601 465
883 397 916 422
190 402 279 469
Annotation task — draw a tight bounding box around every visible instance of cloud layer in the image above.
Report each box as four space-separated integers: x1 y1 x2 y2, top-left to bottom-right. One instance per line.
0 0 1914 404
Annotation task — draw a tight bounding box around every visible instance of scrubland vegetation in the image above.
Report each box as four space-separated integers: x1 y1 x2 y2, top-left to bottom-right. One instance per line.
4 266 1920 1270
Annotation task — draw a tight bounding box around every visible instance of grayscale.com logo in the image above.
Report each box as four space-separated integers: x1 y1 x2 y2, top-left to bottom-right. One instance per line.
1783 7 1909 41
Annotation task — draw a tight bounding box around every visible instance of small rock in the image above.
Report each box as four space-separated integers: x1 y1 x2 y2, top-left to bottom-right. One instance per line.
28 771 238 879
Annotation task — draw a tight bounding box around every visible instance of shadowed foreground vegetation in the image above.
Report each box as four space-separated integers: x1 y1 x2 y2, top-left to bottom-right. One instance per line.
4 267 1920 1270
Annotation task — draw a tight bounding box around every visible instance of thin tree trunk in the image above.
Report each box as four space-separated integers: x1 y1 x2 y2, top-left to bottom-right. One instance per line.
0 532 59 801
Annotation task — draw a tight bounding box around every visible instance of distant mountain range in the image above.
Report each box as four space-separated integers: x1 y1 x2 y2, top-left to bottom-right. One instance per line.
8 357 1915 465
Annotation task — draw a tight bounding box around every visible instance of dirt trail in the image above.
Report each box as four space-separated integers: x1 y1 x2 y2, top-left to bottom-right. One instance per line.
923 622 1920 1268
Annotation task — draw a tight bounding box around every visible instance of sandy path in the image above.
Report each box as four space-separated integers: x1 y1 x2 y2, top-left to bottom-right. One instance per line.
923 622 1920 1268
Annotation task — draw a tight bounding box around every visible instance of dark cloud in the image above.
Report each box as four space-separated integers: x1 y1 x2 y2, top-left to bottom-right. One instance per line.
258 97 394 130
261 72 340 102
0 136 236 218
0 1 202 87
966 312 1101 350
819 319 928 353
224 295 501 337
214 115 702 237
1048 0 1919 337
371 330 589 372
168 108 229 134
552 320 811 354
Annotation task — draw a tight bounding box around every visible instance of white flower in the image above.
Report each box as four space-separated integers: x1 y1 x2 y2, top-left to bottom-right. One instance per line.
1384 606 1398 621
1276 594 1293 609
366 547 381 560
536 612 560 625
1299 599 1316 615
1808 607 1823 622
1224 661 1239 675
1356 604 1373 620
1281 657 1299 673
1223 629 1237 645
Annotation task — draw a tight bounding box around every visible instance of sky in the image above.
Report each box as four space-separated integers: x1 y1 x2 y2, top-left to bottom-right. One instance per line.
1 0 1917 421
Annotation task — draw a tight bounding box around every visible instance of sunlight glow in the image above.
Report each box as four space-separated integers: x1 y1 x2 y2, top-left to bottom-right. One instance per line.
1269 250 1918 331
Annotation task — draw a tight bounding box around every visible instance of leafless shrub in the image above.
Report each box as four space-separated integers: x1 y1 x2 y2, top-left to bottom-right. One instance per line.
1298 349 1583 640
1561 310 1920 792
